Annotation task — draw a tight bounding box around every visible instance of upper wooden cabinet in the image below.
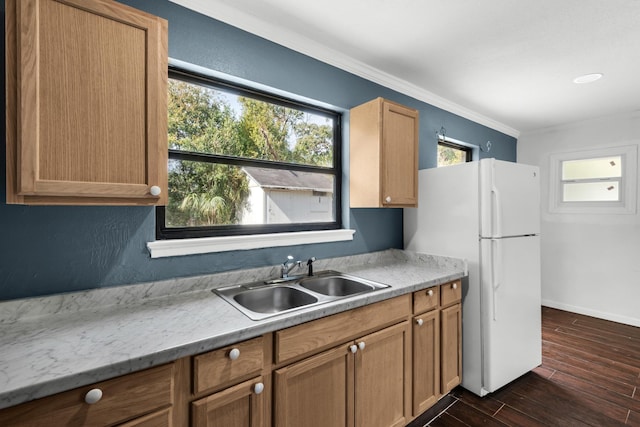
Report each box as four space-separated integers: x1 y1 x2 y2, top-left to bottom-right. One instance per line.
349 98 419 208
5 0 168 205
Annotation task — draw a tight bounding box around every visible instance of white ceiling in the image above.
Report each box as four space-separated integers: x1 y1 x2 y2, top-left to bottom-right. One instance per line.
171 0 640 137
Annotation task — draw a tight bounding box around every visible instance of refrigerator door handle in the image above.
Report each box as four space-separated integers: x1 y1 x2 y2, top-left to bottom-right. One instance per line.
491 238 502 321
491 186 502 238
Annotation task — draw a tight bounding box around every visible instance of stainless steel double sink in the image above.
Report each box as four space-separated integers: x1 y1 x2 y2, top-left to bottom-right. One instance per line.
213 271 389 320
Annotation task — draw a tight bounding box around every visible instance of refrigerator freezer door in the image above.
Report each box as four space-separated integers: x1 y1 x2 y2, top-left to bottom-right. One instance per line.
479 235 541 393
479 159 540 238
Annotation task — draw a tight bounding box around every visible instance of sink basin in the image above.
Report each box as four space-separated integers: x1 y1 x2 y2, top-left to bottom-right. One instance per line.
233 286 318 314
300 275 375 296
213 271 389 320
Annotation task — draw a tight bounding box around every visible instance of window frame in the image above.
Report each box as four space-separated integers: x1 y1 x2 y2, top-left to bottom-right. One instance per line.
437 139 473 167
549 145 637 214
157 67 342 240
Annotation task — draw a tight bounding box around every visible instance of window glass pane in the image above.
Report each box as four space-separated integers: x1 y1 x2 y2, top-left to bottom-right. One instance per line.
438 143 469 167
563 181 620 202
168 79 334 167
562 156 621 180
167 159 250 227
167 160 335 227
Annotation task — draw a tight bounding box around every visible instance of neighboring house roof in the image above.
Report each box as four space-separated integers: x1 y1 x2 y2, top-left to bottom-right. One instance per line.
243 167 333 192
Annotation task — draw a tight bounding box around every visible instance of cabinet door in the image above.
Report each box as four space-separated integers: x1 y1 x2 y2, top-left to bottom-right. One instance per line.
274 344 354 427
5 0 168 205
191 376 265 427
441 303 462 393
354 322 409 427
412 311 440 415
381 101 418 207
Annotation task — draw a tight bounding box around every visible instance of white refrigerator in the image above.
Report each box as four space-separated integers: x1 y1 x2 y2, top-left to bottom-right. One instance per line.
404 158 541 397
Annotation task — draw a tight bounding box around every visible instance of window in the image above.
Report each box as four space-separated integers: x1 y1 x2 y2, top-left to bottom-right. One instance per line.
437 140 472 167
157 68 341 239
549 145 637 214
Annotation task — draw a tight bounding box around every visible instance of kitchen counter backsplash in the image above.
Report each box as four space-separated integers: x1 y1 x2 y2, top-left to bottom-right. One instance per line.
0 249 466 410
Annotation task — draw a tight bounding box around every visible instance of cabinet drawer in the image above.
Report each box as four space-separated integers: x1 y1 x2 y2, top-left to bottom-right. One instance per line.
0 363 174 427
441 280 462 307
275 294 411 364
193 336 264 394
119 407 172 427
413 286 439 313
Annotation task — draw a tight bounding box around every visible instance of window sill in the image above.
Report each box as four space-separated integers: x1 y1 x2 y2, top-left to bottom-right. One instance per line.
147 229 356 258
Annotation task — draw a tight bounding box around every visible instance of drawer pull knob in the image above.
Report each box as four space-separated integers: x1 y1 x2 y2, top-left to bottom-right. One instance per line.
253 382 265 395
229 348 241 360
452 283 458 290
358 341 366 351
84 388 103 404
149 185 162 196
416 318 424 326
350 344 358 354
385 196 392 203
427 289 434 297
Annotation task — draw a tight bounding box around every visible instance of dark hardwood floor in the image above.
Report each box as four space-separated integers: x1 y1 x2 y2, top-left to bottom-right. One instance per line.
409 307 640 426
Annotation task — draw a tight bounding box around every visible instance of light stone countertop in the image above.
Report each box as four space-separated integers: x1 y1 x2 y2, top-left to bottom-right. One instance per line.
0 249 466 410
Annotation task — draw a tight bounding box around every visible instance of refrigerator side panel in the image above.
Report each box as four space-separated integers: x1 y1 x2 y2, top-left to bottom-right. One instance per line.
404 162 479 257
404 163 485 395
479 235 542 393
479 159 540 238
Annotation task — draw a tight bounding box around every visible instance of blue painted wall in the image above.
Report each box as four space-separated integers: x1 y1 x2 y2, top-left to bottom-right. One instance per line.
0 0 516 300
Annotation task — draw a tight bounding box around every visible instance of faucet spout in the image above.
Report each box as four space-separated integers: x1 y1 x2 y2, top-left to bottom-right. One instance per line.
281 255 302 278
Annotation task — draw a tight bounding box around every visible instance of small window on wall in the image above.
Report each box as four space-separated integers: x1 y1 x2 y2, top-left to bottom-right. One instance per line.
549 145 637 214
437 140 472 167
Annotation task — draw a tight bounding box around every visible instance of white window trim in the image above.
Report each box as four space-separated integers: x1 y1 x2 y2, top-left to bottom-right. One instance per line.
549 145 637 214
147 229 355 258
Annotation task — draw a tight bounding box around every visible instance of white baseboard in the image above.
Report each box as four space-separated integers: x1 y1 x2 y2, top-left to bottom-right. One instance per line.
542 299 640 327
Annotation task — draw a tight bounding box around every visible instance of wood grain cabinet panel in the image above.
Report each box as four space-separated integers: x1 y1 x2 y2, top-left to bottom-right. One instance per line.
0 363 175 427
441 303 462 393
412 310 440 415
193 336 264 395
349 97 418 208
191 376 266 427
5 0 168 205
275 322 410 427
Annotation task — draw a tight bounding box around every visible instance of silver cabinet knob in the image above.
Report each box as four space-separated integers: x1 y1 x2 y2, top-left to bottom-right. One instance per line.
350 344 358 354
229 348 240 360
427 289 434 297
452 282 458 290
385 196 392 203
358 341 365 351
416 318 424 326
150 185 161 196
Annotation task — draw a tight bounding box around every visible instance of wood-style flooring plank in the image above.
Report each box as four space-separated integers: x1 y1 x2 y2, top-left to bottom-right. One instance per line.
445 401 508 427
542 340 640 386
628 410 640 426
429 412 471 427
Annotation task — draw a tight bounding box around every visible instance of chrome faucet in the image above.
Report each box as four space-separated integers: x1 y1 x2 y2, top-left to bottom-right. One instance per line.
281 255 302 279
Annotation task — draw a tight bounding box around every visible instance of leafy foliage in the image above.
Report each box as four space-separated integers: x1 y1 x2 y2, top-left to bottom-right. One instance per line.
166 79 334 227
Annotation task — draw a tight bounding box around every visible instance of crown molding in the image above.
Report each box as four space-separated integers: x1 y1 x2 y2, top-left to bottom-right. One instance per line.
169 0 520 138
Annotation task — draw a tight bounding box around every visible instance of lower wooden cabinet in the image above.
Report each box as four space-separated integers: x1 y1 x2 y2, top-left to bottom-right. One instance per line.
412 310 440 415
274 321 410 427
441 303 462 393
191 376 266 427
274 344 352 427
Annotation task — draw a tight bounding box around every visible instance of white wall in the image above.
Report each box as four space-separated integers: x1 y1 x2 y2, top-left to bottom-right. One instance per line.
518 112 640 327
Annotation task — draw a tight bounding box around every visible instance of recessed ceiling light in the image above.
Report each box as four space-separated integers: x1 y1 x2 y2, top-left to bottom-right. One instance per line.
573 73 603 84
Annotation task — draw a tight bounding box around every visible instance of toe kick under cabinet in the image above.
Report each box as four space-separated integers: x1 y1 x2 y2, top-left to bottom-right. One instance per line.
0 280 463 427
